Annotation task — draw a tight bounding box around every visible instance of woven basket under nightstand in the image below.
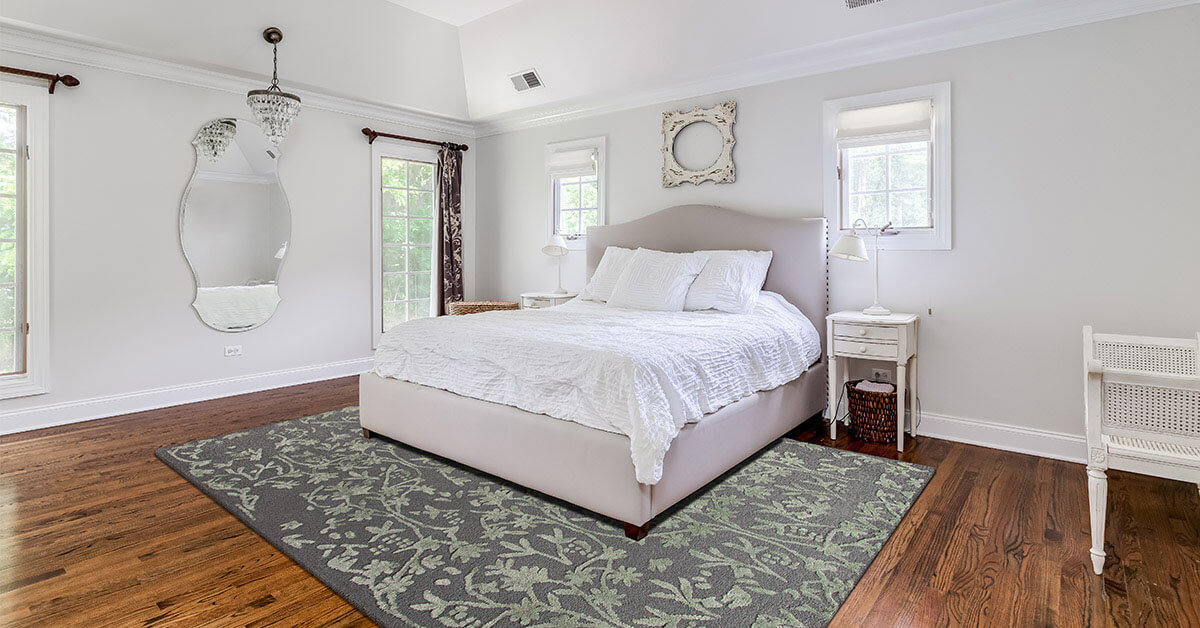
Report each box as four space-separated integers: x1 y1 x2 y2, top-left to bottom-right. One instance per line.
447 300 519 315
845 380 898 443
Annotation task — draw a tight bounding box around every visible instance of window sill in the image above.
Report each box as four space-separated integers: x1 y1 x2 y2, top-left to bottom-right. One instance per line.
0 373 48 401
561 236 587 251
833 226 950 251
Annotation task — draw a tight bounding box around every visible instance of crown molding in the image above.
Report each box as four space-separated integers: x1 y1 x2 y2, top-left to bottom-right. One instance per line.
0 19 476 139
472 0 1198 136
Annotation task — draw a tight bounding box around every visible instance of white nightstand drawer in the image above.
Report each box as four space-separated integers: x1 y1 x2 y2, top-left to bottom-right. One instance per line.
525 297 555 308
834 322 899 341
833 339 899 360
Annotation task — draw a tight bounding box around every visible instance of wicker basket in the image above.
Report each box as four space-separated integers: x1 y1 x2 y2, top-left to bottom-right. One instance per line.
845 380 898 443
447 300 519 315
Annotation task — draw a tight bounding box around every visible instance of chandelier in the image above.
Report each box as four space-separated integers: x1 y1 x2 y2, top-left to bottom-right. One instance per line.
193 118 237 163
246 27 301 147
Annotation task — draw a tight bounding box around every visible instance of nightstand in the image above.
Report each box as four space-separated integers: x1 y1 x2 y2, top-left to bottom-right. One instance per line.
520 291 578 309
826 311 920 452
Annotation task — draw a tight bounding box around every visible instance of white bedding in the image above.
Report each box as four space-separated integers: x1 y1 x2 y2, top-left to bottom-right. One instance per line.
372 291 821 484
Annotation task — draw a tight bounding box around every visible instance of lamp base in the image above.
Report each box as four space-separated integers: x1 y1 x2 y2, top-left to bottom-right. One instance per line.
550 288 568 295
862 304 892 317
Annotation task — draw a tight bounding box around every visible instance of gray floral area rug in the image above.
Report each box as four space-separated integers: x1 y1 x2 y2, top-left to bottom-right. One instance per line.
157 407 932 627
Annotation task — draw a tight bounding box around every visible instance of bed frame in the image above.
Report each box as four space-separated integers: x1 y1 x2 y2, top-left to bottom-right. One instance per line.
360 205 828 539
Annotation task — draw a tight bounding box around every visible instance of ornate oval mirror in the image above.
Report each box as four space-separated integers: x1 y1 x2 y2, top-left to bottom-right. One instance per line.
180 118 290 332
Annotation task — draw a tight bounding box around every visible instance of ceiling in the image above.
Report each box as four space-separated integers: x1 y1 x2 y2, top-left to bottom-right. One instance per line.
384 0 528 26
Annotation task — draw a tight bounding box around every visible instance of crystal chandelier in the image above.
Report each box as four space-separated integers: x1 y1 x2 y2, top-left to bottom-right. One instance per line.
193 118 237 163
246 27 301 147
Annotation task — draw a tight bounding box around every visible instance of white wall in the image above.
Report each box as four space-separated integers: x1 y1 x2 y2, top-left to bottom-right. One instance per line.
474 6 1200 456
0 49 476 432
0 0 470 118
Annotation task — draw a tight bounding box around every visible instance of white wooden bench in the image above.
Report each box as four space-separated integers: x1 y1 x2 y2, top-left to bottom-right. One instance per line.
1083 326 1200 575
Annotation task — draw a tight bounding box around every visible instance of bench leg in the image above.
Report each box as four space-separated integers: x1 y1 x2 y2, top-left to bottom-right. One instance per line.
623 522 649 541
362 428 371 438
1087 466 1107 575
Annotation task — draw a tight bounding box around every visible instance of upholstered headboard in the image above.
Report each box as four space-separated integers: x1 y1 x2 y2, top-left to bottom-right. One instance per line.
587 205 828 349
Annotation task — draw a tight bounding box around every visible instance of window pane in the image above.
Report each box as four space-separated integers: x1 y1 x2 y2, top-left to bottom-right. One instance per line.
0 107 15 150
889 150 928 189
580 182 598 208
0 285 13 328
408 218 433 245
383 302 406 331
0 197 14 239
382 246 406 272
560 183 580 210
408 299 432 321
0 152 14 196
848 193 887 228
382 158 406 187
0 331 13 374
409 191 434 217
409 246 433 272
0 242 14 283
581 209 598 230
408 273 432 299
579 175 597 183
382 217 407 244
890 190 931 228
890 141 927 152
382 189 406 215
560 210 581 236
382 272 407 301
409 163 435 190
849 155 886 192
846 145 884 157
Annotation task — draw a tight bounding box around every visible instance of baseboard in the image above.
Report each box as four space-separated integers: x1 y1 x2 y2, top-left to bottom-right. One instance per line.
0 357 374 436
916 411 1086 464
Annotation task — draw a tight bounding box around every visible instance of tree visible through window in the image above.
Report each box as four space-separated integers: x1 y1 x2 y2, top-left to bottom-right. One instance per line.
0 104 25 376
380 157 437 332
842 141 931 229
555 175 599 238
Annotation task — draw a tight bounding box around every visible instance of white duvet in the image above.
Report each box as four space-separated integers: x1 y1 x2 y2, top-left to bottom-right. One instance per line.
373 292 821 484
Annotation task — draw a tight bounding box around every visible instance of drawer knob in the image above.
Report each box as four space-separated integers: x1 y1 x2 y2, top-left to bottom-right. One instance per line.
858 329 867 336
860 346 868 353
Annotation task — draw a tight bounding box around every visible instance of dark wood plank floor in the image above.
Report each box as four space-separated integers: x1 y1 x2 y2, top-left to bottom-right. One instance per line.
1 378 1197 626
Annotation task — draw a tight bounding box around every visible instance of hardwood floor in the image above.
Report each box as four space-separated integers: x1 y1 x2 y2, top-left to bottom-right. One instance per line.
1 378 1196 627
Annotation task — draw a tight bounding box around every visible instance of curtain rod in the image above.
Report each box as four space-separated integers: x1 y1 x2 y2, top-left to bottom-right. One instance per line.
361 127 468 152
0 66 81 94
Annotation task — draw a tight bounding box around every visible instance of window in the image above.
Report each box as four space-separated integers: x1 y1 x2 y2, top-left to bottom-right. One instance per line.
0 81 49 399
371 143 439 345
546 137 605 249
824 83 951 250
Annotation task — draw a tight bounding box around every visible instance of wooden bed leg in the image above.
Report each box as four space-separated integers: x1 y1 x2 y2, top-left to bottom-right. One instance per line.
361 428 371 438
623 522 649 541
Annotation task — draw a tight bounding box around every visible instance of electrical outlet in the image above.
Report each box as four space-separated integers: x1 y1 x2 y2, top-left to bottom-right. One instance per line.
224 345 243 357
871 368 892 383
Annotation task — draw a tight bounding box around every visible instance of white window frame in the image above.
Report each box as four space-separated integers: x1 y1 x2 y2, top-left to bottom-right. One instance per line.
370 141 440 348
0 81 50 399
546 136 606 251
823 82 952 250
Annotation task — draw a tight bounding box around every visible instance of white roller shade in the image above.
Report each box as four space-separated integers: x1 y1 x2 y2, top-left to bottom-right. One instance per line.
836 99 932 144
546 148 597 178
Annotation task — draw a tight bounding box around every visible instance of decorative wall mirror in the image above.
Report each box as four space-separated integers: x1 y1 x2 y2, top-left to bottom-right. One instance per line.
661 101 737 187
180 118 290 332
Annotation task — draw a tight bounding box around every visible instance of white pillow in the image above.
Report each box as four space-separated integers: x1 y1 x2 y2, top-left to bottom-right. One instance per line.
607 248 709 311
580 246 635 302
684 249 773 314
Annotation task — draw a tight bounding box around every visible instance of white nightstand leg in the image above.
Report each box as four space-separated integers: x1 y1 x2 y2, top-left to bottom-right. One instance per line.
828 355 839 440
896 360 907 452
910 356 919 437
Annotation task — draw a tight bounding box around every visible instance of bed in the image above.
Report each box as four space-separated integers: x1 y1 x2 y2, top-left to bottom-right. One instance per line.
360 205 827 538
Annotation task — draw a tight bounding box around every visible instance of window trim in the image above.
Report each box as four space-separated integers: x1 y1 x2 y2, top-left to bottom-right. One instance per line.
0 81 50 399
546 136 606 251
823 82 952 251
370 141 440 348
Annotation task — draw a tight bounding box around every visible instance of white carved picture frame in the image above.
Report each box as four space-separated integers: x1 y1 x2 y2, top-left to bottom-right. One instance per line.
661 101 737 188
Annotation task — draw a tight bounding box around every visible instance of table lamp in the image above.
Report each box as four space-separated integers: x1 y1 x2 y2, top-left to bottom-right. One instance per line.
829 220 894 316
541 235 569 294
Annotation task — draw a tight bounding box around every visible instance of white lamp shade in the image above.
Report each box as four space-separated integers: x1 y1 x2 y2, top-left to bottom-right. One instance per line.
829 233 869 262
541 234 569 257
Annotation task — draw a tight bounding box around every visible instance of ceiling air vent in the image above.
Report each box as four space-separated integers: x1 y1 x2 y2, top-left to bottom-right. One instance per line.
509 69 543 92
846 0 884 7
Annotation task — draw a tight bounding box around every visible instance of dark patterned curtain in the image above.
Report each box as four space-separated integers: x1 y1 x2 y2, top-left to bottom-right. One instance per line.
437 147 464 314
